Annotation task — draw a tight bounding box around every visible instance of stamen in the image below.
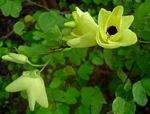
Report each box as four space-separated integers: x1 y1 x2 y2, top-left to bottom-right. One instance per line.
107 26 117 35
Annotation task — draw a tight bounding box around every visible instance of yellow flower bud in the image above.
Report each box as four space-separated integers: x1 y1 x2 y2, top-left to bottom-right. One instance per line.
2 53 28 64
66 7 98 48
24 15 33 23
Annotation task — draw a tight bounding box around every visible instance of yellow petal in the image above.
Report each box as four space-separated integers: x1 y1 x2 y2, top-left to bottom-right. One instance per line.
2 55 16 63
9 53 28 64
110 30 123 41
72 12 97 36
33 77 48 108
72 7 83 24
5 76 33 92
75 7 83 17
121 15 134 29
26 77 48 111
98 8 111 25
98 8 111 42
96 31 120 48
114 29 137 46
80 12 98 33
64 21 76 28
67 33 97 48
2 53 28 64
27 88 36 111
106 6 124 31
99 29 137 48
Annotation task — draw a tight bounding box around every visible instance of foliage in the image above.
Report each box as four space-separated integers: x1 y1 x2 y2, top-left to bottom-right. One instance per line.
0 0 150 114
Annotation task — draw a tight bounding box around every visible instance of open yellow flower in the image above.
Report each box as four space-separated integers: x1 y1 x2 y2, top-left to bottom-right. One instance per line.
96 6 137 48
66 7 98 48
5 70 48 111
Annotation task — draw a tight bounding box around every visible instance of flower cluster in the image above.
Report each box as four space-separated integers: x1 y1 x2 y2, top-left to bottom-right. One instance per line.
65 6 137 49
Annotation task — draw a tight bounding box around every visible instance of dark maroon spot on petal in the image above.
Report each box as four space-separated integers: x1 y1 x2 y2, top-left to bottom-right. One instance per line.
107 26 117 35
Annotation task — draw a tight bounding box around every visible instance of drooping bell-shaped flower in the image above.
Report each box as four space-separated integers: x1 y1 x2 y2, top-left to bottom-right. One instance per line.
2 53 28 64
5 70 48 111
66 7 98 48
96 6 137 48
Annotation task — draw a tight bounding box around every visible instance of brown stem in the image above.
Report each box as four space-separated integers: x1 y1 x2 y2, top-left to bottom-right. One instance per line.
139 40 150 44
25 0 49 11
1 31 13 39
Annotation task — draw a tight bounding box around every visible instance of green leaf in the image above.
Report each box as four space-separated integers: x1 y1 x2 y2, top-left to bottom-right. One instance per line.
38 10 64 32
112 97 125 114
5 39 12 48
34 26 62 48
113 0 122 5
117 69 128 83
64 48 88 65
89 48 104 65
13 21 25 35
112 97 136 114
77 62 93 80
52 52 65 65
50 78 62 88
81 87 106 114
93 0 101 5
103 49 123 70
82 0 92 4
0 41 3 47
124 79 132 91
133 1 150 40
18 44 50 57
125 60 134 70
132 81 148 106
56 103 69 114
141 78 150 96
0 91 9 99
22 31 34 43
64 87 80 104
81 87 93 106
0 0 5 5
91 56 103 65
33 10 43 21
115 85 132 100
0 47 9 57
75 105 90 114
46 88 65 102
91 87 106 114
33 31 46 40
124 101 136 114
54 69 68 80
63 66 76 76
136 51 150 74
33 107 52 114
0 0 23 17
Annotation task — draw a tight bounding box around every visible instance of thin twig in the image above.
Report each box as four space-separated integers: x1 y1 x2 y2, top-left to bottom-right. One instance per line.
40 58 51 72
25 0 49 11
1 31 13 39
139 40 150 44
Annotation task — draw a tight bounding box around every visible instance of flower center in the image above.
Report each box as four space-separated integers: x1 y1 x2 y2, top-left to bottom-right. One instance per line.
107 26 117 35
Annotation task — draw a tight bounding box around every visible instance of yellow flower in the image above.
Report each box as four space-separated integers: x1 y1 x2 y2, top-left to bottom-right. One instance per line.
96 6 137 48
66 7 98 48
5 70 48 111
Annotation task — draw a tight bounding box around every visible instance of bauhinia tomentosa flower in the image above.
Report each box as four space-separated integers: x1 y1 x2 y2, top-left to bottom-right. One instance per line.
5 70 48 111
96 6 137 48
2 53 28 64
65 7 98 48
